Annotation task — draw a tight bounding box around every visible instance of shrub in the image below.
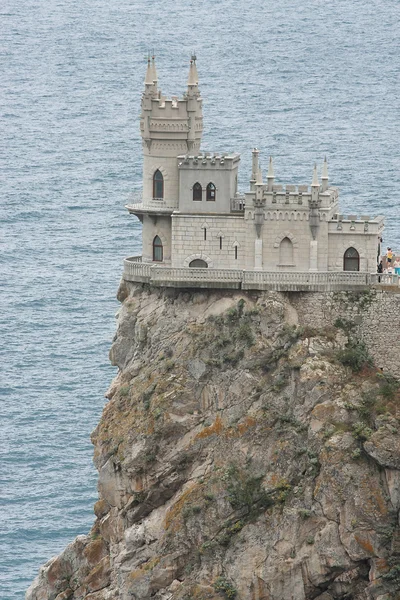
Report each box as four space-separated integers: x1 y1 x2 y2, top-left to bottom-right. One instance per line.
334 318 356 333
214 576 237 599
223 464 272 513
376 372 400 400
236 322 254 346
337 340 372 372
352 422 373 441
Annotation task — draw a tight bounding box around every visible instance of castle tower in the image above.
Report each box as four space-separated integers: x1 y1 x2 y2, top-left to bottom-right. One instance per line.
140 55 203 208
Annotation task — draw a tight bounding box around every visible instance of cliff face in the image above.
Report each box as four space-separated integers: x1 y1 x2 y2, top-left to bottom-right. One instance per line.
27 284 400 600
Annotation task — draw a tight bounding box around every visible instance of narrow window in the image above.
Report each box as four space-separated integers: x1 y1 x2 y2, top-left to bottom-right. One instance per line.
153 235 163 262
153 170 164 199
343 247 360 271
279 237 294 265
219 236 222 249
206 182 216 201
204 228 207 241
193 182 202 201
235 246 238 260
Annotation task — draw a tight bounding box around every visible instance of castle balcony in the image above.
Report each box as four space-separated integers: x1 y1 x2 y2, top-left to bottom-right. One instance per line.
230 197 245 212
126 193 178 216
123 257 399 292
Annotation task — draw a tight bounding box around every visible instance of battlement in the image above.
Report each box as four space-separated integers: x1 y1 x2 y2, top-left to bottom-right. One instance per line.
177 153 240 169
244 185 339 210
329 214 385 234
140 55 203 152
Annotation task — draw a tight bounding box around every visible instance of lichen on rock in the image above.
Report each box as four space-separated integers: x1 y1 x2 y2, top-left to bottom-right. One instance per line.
27 284 400 600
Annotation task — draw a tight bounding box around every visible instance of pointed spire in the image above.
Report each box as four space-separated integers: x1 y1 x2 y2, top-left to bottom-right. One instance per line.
267 156 274 179
267 156 274 191
188 58 197 86
191 53 198 84
321 156 329 191
150 54 158 84
256 167 263 185
311 163 319 187
144 55 153 85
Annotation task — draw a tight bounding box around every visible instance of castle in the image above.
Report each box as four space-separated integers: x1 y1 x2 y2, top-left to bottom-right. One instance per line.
124 57 386 291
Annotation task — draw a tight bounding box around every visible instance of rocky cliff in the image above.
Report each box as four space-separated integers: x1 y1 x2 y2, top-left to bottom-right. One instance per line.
27 284 400 600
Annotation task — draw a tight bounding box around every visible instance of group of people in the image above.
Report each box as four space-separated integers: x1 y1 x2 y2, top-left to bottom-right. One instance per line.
377 247 400 275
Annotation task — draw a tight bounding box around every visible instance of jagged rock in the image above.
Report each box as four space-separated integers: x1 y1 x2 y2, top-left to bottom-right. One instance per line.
27 285 400 600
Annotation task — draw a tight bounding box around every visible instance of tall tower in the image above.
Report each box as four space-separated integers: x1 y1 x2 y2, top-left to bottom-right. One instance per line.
140 55 203 208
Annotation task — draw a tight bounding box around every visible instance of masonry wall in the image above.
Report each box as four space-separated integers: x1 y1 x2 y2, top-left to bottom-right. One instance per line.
171 214 246 268
289 289 400 377
328 231 379 272
142 215 172 264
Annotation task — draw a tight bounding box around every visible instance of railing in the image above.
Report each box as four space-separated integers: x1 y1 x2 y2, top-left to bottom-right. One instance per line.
123 257 400 291
126 193 178 211
230 197 246 212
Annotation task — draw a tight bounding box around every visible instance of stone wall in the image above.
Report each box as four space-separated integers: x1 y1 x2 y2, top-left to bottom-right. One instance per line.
289 288 400 377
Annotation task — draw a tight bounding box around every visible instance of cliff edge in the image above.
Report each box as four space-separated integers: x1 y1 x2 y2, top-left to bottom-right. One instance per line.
27 284 400 600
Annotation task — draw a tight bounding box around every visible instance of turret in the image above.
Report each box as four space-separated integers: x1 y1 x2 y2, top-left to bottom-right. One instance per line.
139 57 203 206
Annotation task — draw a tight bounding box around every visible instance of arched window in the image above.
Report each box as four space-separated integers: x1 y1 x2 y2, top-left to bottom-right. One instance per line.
279 237 294 265
206 182 216 201
189 259 208 268
153 170 164 199
153 235 163 262
343 247 360 271
193 182 202 201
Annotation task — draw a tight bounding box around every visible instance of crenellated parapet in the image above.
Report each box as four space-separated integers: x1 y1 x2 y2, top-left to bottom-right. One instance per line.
140 56 203 155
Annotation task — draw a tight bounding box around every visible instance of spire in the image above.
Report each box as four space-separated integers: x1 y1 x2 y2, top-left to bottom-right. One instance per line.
267 156 274 178
150 54 158 84
256 167 263 185
321 156 329 192
144 53 158 92
144 55 153 85
187 57 197 86
267 156 274 191
191 53 198 84
311 163 319 187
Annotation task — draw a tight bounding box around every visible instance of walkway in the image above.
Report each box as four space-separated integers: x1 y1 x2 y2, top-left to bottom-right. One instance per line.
122 257 398 292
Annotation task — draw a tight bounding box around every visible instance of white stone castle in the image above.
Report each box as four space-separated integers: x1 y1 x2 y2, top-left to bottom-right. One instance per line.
124 56 387 291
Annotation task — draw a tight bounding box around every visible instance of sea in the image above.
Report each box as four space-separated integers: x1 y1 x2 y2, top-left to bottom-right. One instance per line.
1 0 399 597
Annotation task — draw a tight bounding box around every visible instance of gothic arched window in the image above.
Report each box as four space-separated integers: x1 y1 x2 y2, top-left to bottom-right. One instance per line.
193 182 202 201
153 235 163 262
206 182 216 201
153 170 164 199
343 247 360 271
279 237 294 265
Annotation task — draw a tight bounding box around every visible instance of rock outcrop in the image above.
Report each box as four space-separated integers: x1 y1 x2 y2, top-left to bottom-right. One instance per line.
27 284 400 600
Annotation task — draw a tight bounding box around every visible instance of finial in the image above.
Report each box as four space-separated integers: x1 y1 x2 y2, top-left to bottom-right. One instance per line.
311 163 319 187
267 156 274 179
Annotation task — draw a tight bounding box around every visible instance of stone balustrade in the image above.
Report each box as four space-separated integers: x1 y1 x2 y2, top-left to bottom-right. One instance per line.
123 257 399 291
126 193 178 211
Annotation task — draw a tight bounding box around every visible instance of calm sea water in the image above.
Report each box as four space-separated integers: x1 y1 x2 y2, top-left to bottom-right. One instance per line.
1 0 399 597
